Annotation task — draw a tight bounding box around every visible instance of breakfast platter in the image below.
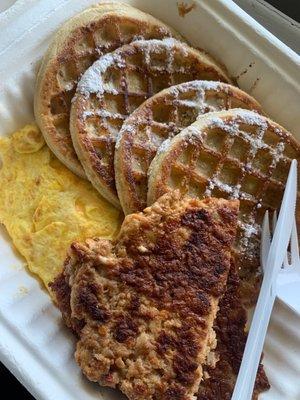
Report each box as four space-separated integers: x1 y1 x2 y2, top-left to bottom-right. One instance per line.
0 1 300 399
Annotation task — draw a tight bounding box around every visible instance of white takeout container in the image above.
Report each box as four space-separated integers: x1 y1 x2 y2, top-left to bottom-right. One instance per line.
0 1 300 399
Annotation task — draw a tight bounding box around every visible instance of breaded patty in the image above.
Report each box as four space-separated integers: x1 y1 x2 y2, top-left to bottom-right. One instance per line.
197 260 270 400
51 191 238 400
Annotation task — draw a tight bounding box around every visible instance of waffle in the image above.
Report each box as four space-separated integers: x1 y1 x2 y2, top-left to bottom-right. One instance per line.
70 39 232 208
51 191 239 400
115 80 262 214
34 2 182 178
148 109 300 304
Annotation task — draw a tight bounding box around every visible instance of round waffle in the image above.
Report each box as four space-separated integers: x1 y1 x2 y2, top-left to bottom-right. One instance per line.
147 108 300 304
34 2 182 178
70 39 232 208
115 80 262 214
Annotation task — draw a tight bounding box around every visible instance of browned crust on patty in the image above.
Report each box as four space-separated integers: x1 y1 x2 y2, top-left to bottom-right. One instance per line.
51 191 239 399
197 260 270 399
147 109 300 308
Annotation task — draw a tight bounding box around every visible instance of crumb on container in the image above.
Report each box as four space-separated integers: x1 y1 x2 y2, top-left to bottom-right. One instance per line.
177 1 196 17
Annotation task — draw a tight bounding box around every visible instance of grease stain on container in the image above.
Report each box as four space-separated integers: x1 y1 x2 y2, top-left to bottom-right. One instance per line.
13 285 29 299
177 1 196 17
236 61 256 80
249 77 261 93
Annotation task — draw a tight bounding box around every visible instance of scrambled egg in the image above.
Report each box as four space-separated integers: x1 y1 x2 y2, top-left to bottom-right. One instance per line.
0 124 122 291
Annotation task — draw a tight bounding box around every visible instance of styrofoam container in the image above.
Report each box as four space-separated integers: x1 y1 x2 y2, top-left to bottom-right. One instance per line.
0 1 299 399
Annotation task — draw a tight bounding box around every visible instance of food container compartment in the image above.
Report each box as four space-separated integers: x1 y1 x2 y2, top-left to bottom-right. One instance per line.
0 1 300 399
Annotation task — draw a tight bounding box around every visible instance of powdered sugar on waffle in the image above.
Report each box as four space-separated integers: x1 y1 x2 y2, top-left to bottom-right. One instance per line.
169 80 227 97
239 219 260 251
132 37 188 54
206 109 267 129
77 52 125 96
206 116 241 135
205 179 241 198
115 124 137 150
83 109 127 120
157 137 173 155
171 81 234 115
77 38 190 98
243 223 259 238
187 110 286 165
203 111 286 252
154 110 290 255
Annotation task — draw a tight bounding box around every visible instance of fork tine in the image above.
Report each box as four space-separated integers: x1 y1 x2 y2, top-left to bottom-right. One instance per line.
260 210 271 271
272 210 277 233
291 218 299 265
273 211 290 267
283 251 290 268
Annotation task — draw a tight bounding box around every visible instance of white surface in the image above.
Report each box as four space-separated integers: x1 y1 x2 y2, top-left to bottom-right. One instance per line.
0 0 16 14
0 1 300 400
234 0 300 54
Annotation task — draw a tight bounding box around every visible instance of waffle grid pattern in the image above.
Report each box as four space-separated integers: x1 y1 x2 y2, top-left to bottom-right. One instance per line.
36 9 179 178
50 22 172 149
82 41 209 145
156 114 299 258
77 39 229 197
118 82 262 212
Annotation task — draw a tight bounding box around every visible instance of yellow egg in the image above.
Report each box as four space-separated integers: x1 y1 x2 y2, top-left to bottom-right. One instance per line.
0 124 123 292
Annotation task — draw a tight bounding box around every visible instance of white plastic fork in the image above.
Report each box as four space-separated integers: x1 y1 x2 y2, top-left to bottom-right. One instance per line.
232 159 298 400
261 211 300 314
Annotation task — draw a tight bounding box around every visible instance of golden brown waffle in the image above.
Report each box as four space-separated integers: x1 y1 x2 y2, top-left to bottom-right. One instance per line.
70 39 232 207
115 80 262 214
148 109 300 304
34 2 183 177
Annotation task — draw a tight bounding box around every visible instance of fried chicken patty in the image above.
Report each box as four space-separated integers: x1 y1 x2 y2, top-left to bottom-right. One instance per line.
51 191 239 399
197 260 270 400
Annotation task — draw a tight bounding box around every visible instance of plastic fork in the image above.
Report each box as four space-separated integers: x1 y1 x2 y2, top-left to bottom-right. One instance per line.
232 159 298 400
261 211 300 314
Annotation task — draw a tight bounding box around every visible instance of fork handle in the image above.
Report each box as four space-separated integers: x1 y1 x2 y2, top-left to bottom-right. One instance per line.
231 273 276 400
244 290 276 398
